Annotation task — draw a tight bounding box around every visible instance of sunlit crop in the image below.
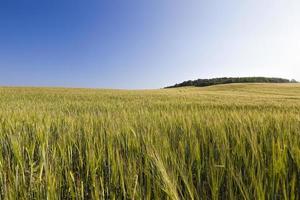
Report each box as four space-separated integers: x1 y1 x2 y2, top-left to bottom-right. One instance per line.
0 83 299 199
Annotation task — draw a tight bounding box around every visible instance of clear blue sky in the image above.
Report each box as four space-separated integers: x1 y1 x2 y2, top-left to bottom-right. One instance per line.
0 0 299 89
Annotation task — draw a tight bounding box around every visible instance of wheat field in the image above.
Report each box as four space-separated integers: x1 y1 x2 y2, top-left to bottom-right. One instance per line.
0 83 299 199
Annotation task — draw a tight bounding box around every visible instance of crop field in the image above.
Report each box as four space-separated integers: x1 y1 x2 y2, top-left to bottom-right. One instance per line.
0 83 299 199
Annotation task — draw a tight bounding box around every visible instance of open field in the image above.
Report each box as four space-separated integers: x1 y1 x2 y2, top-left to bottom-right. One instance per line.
0 83 299 199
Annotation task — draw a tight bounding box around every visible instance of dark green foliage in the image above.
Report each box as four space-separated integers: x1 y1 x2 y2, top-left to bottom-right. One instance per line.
165 77 297 88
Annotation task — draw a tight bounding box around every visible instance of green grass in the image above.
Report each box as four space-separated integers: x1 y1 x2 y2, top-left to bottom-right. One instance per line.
0 83 299 199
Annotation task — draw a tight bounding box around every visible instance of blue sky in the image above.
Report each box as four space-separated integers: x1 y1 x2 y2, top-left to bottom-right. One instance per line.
0 0 299 89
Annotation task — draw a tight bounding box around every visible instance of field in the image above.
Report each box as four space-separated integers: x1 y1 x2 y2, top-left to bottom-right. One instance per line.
0 83 299 199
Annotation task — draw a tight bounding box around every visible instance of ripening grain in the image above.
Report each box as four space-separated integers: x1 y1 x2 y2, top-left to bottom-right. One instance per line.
0 83 299 199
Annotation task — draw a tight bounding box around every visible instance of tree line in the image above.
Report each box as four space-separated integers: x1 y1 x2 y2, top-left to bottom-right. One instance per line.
165 77 298 88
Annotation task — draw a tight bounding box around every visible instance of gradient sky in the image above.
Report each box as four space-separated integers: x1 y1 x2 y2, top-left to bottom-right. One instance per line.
0 0 299 89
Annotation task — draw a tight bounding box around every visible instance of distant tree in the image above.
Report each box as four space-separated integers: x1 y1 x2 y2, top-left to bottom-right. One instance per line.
165 77 293 88
291 79 298 83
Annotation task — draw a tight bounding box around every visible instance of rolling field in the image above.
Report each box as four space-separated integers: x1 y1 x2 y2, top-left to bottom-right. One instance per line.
0 83 300 199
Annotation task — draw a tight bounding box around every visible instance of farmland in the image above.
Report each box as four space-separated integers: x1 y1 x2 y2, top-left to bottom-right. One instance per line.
0 83 299 199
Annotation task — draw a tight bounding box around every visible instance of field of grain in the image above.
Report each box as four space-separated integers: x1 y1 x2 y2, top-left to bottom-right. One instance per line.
0 83 299 199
